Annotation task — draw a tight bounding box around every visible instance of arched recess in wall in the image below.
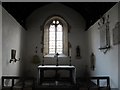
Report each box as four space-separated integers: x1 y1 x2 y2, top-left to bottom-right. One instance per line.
41 15 70 57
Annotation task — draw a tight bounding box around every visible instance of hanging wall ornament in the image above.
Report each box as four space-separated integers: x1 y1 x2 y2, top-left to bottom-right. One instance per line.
76 45 81 59
9 49 20 63
90 53 95 71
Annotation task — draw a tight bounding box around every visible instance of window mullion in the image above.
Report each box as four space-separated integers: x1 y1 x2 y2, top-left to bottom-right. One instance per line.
55 25 57 54
48 27 50 54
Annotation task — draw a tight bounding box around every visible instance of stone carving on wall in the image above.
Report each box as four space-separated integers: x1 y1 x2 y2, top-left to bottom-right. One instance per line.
98 14 110 54
113 22 120 45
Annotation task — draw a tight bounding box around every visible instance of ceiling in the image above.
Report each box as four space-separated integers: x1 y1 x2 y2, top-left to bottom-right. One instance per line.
2 2 117 30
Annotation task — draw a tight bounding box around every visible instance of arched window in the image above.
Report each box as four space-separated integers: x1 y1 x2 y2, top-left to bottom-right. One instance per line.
49 20 63 54
43 16 68 57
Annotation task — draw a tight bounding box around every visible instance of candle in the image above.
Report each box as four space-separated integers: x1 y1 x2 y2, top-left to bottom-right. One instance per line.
69 48 71 57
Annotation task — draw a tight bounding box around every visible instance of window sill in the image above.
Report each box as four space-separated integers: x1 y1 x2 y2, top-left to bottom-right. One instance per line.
44 54 68 58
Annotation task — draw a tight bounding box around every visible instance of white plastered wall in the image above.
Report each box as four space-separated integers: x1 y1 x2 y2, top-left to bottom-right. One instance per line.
87 3 119 89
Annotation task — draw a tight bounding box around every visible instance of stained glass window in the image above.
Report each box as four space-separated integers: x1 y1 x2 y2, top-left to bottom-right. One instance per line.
49 20 63 54
43 16 68 57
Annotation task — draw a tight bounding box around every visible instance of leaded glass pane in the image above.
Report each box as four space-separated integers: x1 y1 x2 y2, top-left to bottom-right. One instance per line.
57 41 62 48
49 41 55 46
49 25 55 32
49 42 55 48
56 48 62 54
49 32 55 40
53 20 55 24
57 24 62 32
57 41 63 48
49 48 55 54
57 32 62 40
56 20 59 24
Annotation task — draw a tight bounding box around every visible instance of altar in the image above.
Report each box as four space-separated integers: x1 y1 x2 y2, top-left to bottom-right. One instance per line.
37 65 76 85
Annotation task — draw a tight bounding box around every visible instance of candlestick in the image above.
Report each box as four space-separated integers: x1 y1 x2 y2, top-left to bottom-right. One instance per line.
42 56 44 66
56 53 59 66
69 56 71 66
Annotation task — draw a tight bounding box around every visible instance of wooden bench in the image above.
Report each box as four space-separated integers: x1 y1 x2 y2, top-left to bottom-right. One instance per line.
79 76 110 90
90 77 110 90
1 76 35 90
